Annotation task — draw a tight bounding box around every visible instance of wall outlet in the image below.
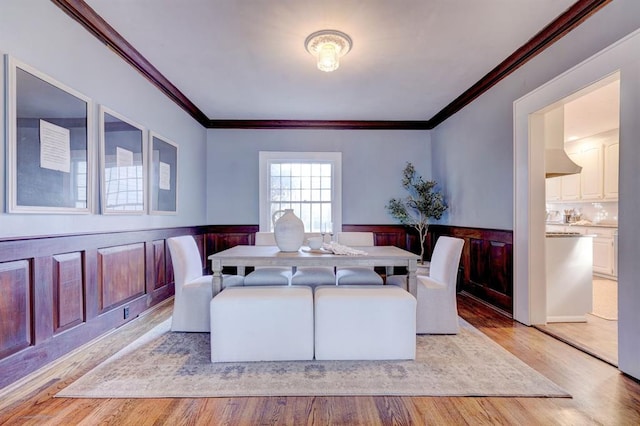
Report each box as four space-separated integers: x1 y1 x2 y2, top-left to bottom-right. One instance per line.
124 306 130 319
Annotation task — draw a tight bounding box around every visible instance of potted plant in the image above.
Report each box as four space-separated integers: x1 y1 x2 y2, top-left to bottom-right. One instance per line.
386 162 447 264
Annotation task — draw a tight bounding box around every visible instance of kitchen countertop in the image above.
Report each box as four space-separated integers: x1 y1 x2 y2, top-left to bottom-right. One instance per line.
545 221 618 228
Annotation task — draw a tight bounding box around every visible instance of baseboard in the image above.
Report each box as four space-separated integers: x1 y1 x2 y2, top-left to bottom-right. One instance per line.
546 315 588 323
459 291 513 319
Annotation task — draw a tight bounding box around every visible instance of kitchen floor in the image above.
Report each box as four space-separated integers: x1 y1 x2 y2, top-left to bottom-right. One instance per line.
535 276 618 366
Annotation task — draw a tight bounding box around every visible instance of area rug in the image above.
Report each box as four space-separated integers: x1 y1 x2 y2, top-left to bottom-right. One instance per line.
592 278 618 320
57 318 569 398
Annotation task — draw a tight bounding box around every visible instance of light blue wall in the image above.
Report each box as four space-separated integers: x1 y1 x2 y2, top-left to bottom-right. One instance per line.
0 1 208 238
431 0 640 231
429 0 640 380
206 129 431 225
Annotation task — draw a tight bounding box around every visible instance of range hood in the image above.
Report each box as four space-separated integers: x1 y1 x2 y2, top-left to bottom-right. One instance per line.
544 106 582 178
545 149 582 178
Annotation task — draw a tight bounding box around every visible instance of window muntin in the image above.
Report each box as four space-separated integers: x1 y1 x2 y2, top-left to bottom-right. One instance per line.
259 152 341 233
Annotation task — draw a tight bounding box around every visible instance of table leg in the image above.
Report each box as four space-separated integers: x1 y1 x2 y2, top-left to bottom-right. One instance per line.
407 259 418 298
211 258 223 296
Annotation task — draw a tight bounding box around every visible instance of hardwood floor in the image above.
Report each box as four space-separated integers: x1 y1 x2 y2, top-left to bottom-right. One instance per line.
535 313 618 366
1 294 639 425
536 276 618 366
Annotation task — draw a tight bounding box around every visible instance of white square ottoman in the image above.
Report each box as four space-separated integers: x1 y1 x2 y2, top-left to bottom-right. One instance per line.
314 285 417 360
210 285 314 362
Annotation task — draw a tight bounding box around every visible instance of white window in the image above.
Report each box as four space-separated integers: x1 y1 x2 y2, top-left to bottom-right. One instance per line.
259 151 342 233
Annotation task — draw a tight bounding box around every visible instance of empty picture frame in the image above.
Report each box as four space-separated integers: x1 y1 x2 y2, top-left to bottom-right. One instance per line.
99 106 147 214
149 132 178 214
6 56 93 213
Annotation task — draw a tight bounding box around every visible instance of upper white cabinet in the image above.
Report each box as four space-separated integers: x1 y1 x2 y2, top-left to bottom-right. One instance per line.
580 144 604 200
560 148 581 201
545 130 618 202
546 177 562 201
603 139 619 200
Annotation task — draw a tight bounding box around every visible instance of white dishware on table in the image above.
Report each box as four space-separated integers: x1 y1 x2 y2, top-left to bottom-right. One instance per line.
308 236 323 250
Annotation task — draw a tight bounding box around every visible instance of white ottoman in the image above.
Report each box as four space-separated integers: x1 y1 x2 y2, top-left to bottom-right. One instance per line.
210 285 314 362
314 285 417 360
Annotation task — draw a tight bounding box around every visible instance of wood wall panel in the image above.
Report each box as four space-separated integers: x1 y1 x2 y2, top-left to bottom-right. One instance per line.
429 225 513 314
0 226 205 389
52 253 84 332
0 260 31 359
152 240 166 290
84 248 99 321
97 243 146 311
33 256 54 344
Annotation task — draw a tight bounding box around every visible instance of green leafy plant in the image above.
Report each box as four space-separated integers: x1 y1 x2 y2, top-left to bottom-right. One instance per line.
386 162 447 263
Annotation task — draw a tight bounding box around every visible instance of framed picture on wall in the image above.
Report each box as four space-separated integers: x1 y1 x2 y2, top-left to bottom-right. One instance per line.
149 131 178 214
99 106 147 214
6 56 94 214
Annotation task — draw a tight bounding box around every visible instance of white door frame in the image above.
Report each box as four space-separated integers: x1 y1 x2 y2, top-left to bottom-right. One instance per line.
513 29 640 325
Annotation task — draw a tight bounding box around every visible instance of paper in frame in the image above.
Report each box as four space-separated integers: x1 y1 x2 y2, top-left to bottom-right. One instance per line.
149 131 178 215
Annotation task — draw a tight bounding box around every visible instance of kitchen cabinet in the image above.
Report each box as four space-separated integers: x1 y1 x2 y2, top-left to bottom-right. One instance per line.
604 139 619 200
546 131 619 203
545 224 617 278
590 227 616 277
580 144 603 200
546 235 593 322
546 177 561 201
561 149 581 200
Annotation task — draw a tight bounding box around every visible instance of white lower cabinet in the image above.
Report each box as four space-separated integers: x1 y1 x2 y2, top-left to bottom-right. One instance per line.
545 225 617 278
590 227 616 277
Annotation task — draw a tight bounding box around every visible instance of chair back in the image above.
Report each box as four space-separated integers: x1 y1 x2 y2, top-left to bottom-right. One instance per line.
167 236 204 293
429 236 464 291
254 232 277 246
336 231 374 246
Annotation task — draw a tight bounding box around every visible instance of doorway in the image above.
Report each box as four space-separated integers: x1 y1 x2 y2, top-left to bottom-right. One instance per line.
535 77 620 366
513 29 640 379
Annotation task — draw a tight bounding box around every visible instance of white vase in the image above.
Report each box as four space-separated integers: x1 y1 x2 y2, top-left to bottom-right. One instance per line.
272 209 304 252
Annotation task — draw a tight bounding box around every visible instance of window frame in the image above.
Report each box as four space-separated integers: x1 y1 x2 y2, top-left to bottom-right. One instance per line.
259 151 342 232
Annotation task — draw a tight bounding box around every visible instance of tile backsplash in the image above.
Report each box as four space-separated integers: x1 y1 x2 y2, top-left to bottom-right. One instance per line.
545 201 618 224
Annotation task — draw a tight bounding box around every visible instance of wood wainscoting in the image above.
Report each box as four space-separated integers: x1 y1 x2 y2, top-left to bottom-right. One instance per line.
428 225 513 315
0 223 511 389
346 224 513 314
0 225 252 389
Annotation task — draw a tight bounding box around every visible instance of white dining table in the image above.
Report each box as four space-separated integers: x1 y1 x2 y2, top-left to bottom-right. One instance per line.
208 245 420 297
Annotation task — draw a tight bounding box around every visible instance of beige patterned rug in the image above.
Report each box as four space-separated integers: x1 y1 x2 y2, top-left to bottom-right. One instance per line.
57 318 569 398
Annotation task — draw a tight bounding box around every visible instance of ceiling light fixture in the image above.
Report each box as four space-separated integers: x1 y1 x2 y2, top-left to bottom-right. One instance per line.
304 30 352 72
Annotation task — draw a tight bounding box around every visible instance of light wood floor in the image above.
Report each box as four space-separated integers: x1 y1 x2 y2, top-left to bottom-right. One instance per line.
536 277 618 366
1 294 639 425
536 313 618 366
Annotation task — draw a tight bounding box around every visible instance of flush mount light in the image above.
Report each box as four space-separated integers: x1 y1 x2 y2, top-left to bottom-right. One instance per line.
304 30 352 72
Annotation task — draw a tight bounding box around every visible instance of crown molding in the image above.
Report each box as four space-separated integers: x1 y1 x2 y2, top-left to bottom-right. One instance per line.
428 0 611 128
207 119 431 130
50 0 210 127
52 0 610 131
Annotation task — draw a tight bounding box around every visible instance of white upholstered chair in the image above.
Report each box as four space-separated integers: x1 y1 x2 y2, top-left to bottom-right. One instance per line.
385 263 430 289
416 236 464 334
167 235 244 332
291 232 336 288
243 232 292 286
334 232 383 285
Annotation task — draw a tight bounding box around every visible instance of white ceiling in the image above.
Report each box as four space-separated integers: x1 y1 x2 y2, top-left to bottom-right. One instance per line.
564 77 620 141
85 0 576 122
